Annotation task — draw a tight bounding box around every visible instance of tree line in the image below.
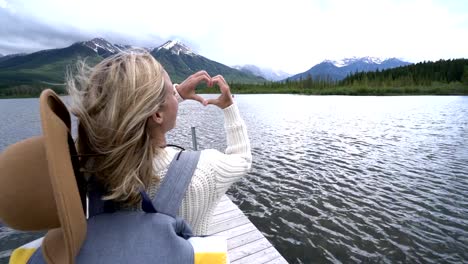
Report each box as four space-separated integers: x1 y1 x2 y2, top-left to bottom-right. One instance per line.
202 58 468 95
341 58 468 87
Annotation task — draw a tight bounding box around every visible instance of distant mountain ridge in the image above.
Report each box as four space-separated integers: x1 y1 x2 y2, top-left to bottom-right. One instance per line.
0 38 265 90
288 57 412 81
233 64 291 81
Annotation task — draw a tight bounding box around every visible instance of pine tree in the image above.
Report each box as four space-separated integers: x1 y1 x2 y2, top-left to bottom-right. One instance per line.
462 66 468 85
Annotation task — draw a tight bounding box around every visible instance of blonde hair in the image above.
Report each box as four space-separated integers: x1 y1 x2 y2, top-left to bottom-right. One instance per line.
67 49 167 206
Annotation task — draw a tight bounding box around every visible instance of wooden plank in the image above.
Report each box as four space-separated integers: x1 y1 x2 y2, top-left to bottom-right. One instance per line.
211 208 244 223
219 195 231 203
218 199 234 206
209 195 288 263
265 256 289 264
232 247 284 264
213 207 237 217
217 199 234 208
217 195 232 205
210 203 245 223
210 212 246 226
229 237 272 262
212 206 237 216
213 202 232 212
208 214 251 234
227 229 265 250
212 223 256 237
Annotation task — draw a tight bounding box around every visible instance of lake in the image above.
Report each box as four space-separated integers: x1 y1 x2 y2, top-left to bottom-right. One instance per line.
1 94 467 263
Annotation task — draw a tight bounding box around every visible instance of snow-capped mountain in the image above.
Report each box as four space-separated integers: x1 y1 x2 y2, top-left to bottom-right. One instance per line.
78 38 127 57
325 56 385 68
233 64 291 81
151 40 264 83
288 57 411 81
156 40 196 56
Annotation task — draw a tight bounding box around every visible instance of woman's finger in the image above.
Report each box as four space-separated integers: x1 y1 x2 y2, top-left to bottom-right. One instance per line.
190 94 206 105
192 70 209 78
211 76 230 94
205 98 219 106
218 75 227 83
190 71 211 83
193 74 212 87
211 76 226 87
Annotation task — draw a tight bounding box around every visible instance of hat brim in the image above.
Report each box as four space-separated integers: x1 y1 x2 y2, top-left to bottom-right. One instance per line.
40 89 86 264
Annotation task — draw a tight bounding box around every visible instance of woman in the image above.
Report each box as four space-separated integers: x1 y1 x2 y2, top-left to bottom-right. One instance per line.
68 49 252 235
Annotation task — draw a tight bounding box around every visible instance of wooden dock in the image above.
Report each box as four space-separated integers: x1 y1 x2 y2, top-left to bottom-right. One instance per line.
1 195 288 263
208 195 288 264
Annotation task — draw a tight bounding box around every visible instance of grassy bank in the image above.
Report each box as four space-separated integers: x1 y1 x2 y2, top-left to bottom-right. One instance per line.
197 82 468 96
1 82 467 99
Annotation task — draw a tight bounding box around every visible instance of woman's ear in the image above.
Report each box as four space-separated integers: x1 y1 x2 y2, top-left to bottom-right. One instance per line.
150 111 164 125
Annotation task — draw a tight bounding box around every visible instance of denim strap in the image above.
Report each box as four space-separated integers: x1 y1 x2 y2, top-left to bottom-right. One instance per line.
152 151 201 217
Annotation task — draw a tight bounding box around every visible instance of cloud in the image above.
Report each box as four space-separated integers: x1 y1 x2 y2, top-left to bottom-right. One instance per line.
0 0 10 9
0 10 83 54
0 7 166 55
1 0 467 73
0 0 16 15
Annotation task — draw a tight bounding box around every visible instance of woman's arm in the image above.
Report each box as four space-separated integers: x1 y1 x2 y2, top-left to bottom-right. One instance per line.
210 104 252 195
176 72 252 195
205 75 252 195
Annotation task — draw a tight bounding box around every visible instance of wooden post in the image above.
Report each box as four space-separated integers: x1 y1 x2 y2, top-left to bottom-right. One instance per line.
191 127 198 150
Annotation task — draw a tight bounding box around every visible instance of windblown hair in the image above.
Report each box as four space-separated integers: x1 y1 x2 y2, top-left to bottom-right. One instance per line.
67 49 167 206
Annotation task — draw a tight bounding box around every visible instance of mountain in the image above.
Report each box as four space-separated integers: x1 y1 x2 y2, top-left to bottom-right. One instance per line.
0 38 112 88
151 40 265 84
78 37 126 58
0 38 264 93
288 57 412 81
233 64 290 81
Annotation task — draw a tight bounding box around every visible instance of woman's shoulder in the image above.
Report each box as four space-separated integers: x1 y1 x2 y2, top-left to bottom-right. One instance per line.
197 149 223 165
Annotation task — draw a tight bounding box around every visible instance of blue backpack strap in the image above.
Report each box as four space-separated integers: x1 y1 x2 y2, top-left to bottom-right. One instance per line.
26 246 44 264
152 151 201 217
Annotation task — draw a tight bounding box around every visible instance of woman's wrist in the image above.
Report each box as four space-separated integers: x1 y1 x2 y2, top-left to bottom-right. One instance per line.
173 84 184 103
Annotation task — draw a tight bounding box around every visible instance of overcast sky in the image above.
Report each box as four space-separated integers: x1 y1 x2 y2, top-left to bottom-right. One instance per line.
1 0 467 73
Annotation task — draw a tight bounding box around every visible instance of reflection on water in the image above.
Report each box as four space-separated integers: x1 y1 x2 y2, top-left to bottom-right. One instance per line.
1 95 467 263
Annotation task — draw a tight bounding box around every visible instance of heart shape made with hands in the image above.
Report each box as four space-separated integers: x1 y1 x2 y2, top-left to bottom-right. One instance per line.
176 72 234 109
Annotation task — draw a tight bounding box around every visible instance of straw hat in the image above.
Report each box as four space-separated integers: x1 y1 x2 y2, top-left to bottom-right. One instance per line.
0 89 86 264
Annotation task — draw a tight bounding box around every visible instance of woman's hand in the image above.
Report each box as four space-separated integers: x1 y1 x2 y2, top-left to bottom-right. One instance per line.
176 71 212 105
206 75 234 109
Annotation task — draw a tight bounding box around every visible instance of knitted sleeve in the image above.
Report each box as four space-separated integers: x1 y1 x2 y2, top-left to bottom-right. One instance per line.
172 102 251 235
208 103 252 197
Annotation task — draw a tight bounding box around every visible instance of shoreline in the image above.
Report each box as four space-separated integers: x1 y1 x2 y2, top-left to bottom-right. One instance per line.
1 92 468 99
1 84 467 99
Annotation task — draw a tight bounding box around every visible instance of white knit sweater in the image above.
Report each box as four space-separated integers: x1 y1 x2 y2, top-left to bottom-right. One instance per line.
145 102 252 236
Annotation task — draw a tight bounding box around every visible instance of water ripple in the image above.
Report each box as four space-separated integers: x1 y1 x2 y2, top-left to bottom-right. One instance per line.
1 95 468 263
